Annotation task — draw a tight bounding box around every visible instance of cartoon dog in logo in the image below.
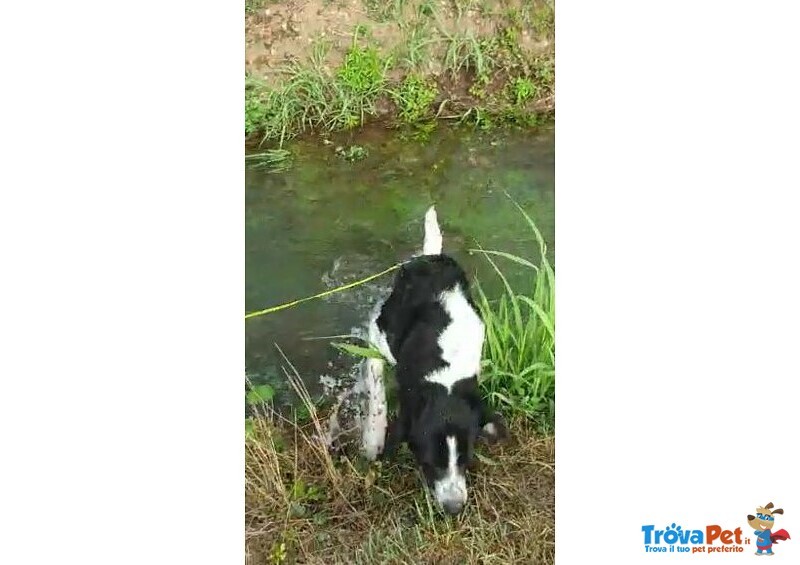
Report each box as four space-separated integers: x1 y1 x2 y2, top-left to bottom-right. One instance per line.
747 502 790 556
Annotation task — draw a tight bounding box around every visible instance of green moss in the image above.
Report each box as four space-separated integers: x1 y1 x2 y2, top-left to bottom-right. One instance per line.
335 144 369 161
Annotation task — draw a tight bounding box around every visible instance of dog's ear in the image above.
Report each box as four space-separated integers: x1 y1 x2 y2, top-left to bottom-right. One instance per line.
478 411 509 445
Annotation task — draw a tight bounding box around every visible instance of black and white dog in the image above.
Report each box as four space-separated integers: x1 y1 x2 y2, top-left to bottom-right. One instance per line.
365 207 507 515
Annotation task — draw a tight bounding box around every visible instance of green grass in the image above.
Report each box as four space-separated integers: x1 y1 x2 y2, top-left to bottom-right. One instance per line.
244 56 330 145
338 37 389 97
393 74 438 123
441 30 494 83
395 17 438 71
509 76 536 105
432 15 551 128
531 0 555 37
246 36 392 146
245 149 293 173
473 198 555 430
245 0 267 15
532 54 555 95
245 75 270 137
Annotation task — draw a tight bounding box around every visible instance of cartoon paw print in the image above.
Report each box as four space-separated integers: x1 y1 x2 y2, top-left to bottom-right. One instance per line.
663 523 684 544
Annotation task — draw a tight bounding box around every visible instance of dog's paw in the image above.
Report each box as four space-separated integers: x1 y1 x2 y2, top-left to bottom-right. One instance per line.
362 443 382 462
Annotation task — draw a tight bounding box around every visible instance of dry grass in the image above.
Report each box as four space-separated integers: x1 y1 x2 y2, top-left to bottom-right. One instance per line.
245 398 554 564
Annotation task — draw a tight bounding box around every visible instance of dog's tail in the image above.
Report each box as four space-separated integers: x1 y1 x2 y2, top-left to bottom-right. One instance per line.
422 206 443 255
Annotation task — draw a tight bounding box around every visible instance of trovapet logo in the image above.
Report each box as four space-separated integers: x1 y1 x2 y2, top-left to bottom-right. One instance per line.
641 502 791 556
641 523 746 554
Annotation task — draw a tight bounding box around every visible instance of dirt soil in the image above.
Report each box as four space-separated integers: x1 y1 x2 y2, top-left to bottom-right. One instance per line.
246 0 553 86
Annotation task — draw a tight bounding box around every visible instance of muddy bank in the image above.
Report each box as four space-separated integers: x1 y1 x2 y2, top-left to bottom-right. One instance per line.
245 0 554 144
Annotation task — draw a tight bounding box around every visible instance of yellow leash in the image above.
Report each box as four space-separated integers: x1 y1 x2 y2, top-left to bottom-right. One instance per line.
245 263 402 320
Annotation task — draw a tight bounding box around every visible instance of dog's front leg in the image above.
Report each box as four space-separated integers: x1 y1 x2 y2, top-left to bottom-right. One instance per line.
361 357 388 461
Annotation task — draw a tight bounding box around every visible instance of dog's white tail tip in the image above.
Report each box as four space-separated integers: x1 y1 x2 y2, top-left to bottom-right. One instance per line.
423 206 442 255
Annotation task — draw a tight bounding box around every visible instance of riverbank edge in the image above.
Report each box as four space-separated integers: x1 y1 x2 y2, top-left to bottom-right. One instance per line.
245 0 555 149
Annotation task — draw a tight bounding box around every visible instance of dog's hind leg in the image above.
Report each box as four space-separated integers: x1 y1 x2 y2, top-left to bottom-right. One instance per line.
361 356 388 461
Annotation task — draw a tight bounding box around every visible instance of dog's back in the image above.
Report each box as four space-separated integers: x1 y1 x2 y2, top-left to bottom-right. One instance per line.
376 255 481 385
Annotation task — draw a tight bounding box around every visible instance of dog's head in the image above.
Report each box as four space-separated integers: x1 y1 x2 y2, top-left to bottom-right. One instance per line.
407 390 507 515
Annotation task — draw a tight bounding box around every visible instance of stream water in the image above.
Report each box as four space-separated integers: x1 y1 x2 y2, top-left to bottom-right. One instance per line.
245 124 554 406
